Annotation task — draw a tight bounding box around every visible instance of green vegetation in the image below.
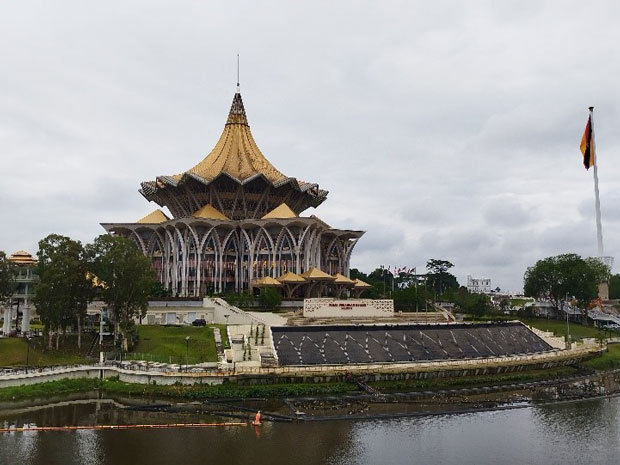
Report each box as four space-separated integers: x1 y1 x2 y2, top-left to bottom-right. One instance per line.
510 298 532 307
518 317 600 341
0 378 100 402
129 325 219 364
258 287 282 310
101 377 357 399
0 250 17 307
0 377 357 402
88 235 157 351
581 343 620 371
463 315 602 341
524 253 609 309
0 337 89 367
369 366 579 392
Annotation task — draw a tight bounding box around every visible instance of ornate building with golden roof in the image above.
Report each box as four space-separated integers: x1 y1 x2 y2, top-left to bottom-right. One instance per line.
102 88 364 297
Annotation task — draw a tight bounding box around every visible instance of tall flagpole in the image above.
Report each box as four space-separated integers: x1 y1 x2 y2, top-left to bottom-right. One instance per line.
590 106 604 256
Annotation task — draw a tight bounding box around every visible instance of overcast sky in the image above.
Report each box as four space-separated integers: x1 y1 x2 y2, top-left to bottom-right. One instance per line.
2 1 620 292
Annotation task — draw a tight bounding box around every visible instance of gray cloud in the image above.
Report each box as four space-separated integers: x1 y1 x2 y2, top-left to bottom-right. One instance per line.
2 1 620 292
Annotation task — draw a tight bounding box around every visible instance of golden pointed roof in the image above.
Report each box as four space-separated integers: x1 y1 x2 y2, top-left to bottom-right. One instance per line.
139 90 329 219
193 204 229 220
8 250 37 265
277 271 307 283
353 278 373 288
137 209 170 224
173 92 287 184
262 203 297 219
301 267 336 281
252 276 283 287
333 273 355 285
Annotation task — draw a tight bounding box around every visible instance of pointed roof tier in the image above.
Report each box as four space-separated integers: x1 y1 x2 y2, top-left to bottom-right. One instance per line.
8 250 37 265
277 271 307 283
140 91 328 220
137 209 170 224
333 273 355 286
301 267 336 281
193 204 229 220
353 278 373 289
252 276 283 287
262 203 297 219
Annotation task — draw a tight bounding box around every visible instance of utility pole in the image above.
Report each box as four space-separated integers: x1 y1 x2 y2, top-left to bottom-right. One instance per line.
185 336 190 372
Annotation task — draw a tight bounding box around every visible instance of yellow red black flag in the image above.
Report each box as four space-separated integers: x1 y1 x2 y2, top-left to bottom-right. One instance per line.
580 114 594 170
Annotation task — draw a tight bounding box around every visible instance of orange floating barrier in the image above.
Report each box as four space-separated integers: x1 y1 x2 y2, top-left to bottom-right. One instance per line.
0 422 247 433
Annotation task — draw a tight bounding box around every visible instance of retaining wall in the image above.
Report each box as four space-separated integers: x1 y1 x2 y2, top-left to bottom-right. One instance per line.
0 344 603 389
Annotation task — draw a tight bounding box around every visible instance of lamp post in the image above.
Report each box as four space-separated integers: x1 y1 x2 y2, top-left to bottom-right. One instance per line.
565 294 571 349
25 336 31 372
185 336 190 372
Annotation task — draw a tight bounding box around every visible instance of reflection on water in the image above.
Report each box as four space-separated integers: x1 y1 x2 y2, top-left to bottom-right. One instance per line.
1 397 619 465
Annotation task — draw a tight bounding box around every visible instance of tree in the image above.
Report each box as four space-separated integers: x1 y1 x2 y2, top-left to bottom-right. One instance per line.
0 251 16 306
258 287 282 310
609 274 620 299
87 235 156 351
523 253 609 310
453 287 493 316
33 235 93 349
426 259 459 297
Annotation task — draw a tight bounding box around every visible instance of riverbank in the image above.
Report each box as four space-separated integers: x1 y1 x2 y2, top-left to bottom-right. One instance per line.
0 365 593 403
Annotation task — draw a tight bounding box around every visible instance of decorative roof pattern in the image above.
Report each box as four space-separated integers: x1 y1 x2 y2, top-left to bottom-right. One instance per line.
139 92 328 214
8 250 37 265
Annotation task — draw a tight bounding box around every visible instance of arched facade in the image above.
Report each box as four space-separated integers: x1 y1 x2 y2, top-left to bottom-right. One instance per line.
103 217 362 297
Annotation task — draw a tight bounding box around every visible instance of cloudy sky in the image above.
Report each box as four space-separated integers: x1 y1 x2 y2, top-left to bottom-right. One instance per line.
2 0 620 291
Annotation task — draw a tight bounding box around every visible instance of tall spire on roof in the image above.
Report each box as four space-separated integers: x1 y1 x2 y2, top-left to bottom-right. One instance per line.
227 53 247 125
226 91 248 126
236 53 240 92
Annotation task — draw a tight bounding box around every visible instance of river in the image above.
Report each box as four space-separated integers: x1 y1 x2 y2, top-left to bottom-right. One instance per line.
1 396 619 465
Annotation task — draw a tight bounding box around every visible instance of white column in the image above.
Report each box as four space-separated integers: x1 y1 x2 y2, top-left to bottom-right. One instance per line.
2 307 12 335
21 305 30 333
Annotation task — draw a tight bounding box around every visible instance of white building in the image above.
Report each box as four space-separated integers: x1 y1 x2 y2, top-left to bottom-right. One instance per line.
467 275 492 294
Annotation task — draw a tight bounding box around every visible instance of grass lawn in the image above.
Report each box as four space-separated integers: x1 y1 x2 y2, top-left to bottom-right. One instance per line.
465 315 602 341
130 325 220 364
0 336 90 367
581 343 620 371
518 317 602 341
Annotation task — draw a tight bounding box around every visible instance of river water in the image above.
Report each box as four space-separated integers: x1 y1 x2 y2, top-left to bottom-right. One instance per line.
1 396 619 465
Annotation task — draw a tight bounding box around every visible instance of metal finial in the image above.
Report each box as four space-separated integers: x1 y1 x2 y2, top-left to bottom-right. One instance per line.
236 54 240 91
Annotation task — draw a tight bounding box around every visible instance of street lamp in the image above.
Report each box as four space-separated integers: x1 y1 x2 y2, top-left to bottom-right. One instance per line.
25 336 31 372
185 336 190 372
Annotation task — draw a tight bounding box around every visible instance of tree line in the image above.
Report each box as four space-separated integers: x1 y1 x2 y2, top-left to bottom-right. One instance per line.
0 234 156 351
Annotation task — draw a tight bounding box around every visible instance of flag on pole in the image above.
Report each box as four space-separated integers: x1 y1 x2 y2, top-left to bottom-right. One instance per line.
580 112 595 170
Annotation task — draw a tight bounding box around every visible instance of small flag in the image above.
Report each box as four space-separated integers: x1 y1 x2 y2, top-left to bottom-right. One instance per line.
580 112 595 170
